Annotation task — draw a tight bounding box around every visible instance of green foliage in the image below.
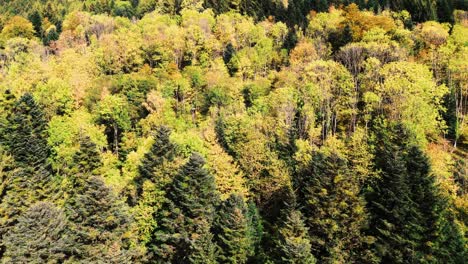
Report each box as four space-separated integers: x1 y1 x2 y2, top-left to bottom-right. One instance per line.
213 194 252 263
65 175 132 262
151 153 219 262
366 121 467 263
0 3 466 264
276 210 316 264
3 94 50 166
295 138 372 263
3 202 73 263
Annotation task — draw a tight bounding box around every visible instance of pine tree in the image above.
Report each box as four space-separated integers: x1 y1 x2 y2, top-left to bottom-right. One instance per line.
131 126 178 255
0 94 55 259
65 139 132 262
433 212 467 263
365 122 466 263
65 176 133 263
134 126 175 200
276 209 316 264
406 146 467 263
0 90 16 144
170 153 218 227
189 219 217 264
28 10 42 37
3 202 73 263
213 193 252 264
3 93 49 166
245 201 264 263
151 153 219 263
72 136 102 175
365 124 419 263
295 138 370 263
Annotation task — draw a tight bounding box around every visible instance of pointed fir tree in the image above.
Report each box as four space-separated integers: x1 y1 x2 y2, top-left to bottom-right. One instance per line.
213 193 252 264
365 123 419 263
134 126 175 200
72 135 102 175
432 212 467 263
0 94 55 258
131 126 178 254
65 138 132 262
276 209 316 264
3 202 74 263
63 136 103 222
0 89 16 144
295 139 371 263
151 153 219 263
365 122 466 263
405 146 467 263
189 219 217 264
3 93 50 166
65 176 133 263
246 200 264 263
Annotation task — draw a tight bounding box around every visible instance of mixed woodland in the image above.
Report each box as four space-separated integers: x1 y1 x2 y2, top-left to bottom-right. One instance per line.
0 0 467 263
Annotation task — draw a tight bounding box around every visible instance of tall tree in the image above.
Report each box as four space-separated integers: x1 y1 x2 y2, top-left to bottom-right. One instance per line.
3 93 50 166
151 153 219 263
0 94 55 259
366 121 467 263
275 209 316 264
295 138 371 263
131 126 178 254
365 123 421 263
213 193 252 264
134 126 176 200
3 202 73 263
64 138 133 262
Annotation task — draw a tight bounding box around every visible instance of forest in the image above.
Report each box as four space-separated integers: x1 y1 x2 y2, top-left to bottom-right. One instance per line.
0 0 467 263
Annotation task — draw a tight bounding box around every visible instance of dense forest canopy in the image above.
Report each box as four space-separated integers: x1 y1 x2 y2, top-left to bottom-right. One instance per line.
0 0 467 263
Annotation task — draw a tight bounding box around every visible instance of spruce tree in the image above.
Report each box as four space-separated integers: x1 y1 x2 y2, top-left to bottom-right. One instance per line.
72 136 102 175
245 201 264 263
134 126 175 200
66 176 132 263
0 94 55 259
365 124 419 263
0 90 16 144
65 138 132 262
3 93 50 166
366 122 466 263
151 153 219 263
131 126 178 255
213 193 252 264
276 209 316 264
295 139 370 263
3 202 73 263
406 146 467 263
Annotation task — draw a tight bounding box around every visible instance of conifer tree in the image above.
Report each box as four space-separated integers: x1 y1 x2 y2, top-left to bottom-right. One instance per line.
406 146 466 263
131 126 178 254
366 122 467 263
3 202 73 263
135 126 175 200
3 93 50 166
72 136 102 175
65 138 132 262
66 175 132 263
151 153 219 263
276 209 316 264
0 90 16 144
0 94 55 259
213 193 252 264
295 139 370 263
366 124 420 263
245 201 264 263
